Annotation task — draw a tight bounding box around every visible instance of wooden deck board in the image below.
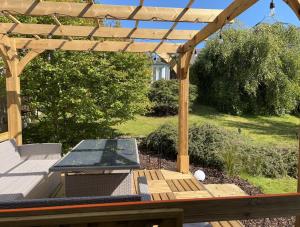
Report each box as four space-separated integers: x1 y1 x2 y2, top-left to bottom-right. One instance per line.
178 179 192 191
133 169 244 226
150 170 158 180
166 179 178 192
144 170 152 181
171 179 185 192
184 179 199 191
155 170 165 180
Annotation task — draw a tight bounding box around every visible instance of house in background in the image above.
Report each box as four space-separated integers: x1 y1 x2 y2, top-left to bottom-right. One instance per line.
152 60 171 82
152 49 200 82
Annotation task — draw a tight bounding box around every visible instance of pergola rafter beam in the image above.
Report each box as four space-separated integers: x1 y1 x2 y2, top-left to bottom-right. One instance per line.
181 0 259 52
127 0 144 38
0 0 223 23
86 0 101 27
284 0 300 19
154 0 195 52
51 15 73 41
9 37 181 54
2 11 41 40
0 23 199 40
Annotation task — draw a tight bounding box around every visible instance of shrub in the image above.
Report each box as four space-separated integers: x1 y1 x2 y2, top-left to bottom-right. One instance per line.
282 148 298 178
188 124 240 170
143 122 298 179
240 145 290 178
144 123 241 170
144 124 177 159
148 80 197 116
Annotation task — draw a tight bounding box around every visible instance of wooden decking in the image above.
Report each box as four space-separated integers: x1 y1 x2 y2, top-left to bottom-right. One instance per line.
133 169 246 227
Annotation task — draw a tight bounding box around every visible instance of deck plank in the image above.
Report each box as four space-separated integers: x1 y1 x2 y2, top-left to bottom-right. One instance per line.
166 180 178 192
152 193 161 201
148 180 172 193
184 179 198 191
155 170 165 180
159 193 169 201
219 221 233 227
178 179 191 191
190 178 205 190
145 170 152 181
150 170 158 180
229 220 244 227
210 222 222 227
171 179 185 192
138 170 145 177
132 171 139 194
166 192 176 200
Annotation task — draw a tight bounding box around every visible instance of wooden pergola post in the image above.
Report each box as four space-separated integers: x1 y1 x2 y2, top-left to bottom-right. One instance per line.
0 36 44 145
177 50 193 173
5 39 22 145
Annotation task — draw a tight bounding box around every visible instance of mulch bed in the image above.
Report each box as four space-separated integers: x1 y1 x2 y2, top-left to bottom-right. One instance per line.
139 151 295 227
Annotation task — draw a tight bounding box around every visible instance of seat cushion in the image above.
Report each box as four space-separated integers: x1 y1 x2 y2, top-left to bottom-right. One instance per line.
0 159 57 200
0 140 21 173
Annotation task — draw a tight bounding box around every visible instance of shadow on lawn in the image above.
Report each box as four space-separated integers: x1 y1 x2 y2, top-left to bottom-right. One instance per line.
191 105 299 143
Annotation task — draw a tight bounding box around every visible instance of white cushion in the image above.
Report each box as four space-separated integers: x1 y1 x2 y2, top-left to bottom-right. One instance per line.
0 140 21 173
0 159 57 199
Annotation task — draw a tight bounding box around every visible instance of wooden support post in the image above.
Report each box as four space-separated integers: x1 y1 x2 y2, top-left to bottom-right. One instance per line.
296 127 300 227
0 36 44 145
177 50 193 173
5 39 22 145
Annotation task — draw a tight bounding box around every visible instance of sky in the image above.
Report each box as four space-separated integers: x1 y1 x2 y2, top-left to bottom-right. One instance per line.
95 0 300 48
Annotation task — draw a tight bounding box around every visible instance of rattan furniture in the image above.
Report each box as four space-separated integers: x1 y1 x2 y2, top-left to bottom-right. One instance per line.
50 139 140 197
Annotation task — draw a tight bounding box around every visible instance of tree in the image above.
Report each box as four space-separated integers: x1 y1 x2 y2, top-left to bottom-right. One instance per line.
22 51 151 147
0 12 152 147
148 80 197 116
191 23 300 115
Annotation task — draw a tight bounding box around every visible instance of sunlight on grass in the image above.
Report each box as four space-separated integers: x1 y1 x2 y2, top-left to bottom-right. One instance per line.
115 105 299 147
240 173 297 194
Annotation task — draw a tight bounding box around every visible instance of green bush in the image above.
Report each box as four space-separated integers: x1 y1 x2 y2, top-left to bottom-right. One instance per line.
143 123 298 178
188 124 240 170
240 145 295 178
144 123 240 170
148 80 197 116
282 148 298 178
144 124 177 159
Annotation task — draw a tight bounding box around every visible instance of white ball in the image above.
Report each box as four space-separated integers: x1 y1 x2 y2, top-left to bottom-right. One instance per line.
194 170 206 181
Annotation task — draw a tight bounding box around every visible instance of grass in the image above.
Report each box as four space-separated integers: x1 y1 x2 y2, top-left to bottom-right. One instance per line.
116 105 299 147
240 173 297 194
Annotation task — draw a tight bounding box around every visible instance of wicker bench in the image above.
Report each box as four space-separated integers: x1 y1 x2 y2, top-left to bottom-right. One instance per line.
0 139 62 200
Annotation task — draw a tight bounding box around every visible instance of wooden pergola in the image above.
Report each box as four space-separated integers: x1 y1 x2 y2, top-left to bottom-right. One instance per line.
0 0 299 176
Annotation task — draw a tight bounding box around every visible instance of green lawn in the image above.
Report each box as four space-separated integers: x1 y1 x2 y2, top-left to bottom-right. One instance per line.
116 105 299 147
240 173 297 194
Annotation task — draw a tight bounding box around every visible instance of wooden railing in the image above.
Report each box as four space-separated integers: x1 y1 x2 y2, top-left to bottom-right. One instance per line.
1 193 300 226
0 132 9 142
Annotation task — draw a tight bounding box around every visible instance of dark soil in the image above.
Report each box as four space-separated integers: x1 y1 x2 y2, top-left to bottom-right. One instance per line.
139 151 295 227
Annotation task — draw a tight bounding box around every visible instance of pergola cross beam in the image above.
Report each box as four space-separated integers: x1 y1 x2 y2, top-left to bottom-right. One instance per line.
0 0 223 23
0 23 199 40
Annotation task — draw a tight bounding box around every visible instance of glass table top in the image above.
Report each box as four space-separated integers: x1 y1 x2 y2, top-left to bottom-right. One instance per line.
50 139 140 172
